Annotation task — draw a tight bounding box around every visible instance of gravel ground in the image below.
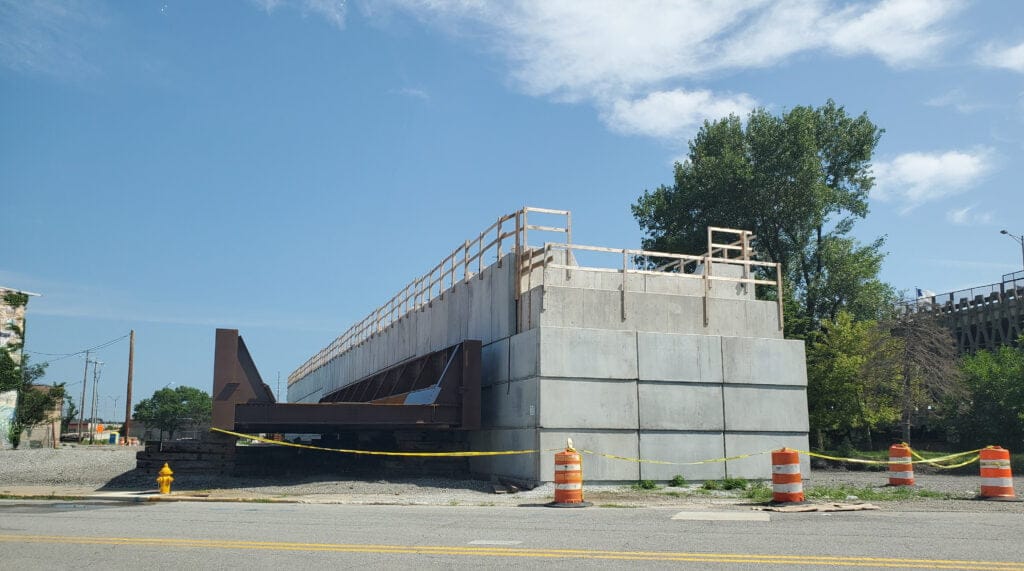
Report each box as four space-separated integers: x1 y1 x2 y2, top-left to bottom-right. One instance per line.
1 447 1021 512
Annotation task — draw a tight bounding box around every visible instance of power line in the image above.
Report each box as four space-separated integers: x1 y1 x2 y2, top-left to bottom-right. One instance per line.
24 332 131 364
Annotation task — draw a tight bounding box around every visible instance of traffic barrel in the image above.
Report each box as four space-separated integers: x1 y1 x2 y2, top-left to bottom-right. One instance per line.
771 448 804 503
979 446 1016 500
549 439 590 508
888 443 914 486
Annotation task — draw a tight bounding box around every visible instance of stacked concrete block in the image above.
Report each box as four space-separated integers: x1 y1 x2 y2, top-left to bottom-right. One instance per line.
293 249 810 483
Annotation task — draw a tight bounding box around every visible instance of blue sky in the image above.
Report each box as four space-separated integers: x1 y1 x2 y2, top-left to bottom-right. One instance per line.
2 0 1022 419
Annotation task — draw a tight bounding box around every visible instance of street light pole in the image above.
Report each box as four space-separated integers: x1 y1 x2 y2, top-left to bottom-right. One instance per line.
1000 229 1024 271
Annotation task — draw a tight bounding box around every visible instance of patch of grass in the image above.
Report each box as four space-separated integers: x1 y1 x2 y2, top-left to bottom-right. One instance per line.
701 478 748 491
662 491 683 498
599 503 636 508
668 475 687 487
804 485 959 501
632 480 660 491
742 482 773 502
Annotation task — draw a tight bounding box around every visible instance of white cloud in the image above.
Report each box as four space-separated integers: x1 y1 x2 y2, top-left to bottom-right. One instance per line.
827 0 959 67
359 0 963 140
249 0 347 28
945 205 994 226
978 40 1024 73
304 0 347 29
603 90 757 139
0 0 105 78
390 87 430 100
925 89 984 114
872 148 994 213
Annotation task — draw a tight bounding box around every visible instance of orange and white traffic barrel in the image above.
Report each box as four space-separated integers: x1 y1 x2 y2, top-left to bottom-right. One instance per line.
979 446 1016 500
771 448 804 503
888 443 914 486
550 439 590 508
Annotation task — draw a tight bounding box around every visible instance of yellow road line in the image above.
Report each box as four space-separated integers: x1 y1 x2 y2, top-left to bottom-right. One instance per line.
1 534 1021 569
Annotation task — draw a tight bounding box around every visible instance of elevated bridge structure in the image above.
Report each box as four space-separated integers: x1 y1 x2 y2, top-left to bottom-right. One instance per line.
284 207 810 483
905 271 1024 353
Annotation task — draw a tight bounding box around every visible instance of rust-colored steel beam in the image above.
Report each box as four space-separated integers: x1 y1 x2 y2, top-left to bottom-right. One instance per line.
231 340 480 433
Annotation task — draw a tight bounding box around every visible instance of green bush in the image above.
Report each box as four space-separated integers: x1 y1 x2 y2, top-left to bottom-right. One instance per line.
633 479 659 490
668 474 687 487
701 478 749 491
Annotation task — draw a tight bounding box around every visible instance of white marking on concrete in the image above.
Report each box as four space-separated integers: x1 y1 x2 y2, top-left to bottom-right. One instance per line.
671 511 770 522
468 540 523 546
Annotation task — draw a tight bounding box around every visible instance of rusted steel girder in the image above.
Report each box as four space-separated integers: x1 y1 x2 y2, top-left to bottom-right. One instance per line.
232 340 481 433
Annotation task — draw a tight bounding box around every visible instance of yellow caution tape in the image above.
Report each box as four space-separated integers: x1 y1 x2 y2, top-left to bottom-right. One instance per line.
210 428 984 470
793 447 983 467
578 449 771 466
908 445 982 469
209 427 538 457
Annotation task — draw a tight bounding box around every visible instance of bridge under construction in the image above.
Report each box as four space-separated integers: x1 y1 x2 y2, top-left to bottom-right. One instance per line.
212 207 810 483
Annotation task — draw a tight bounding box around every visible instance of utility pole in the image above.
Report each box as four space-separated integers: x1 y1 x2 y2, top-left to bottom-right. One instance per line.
78 351 90 441
89 360 103 441
123 329 135 441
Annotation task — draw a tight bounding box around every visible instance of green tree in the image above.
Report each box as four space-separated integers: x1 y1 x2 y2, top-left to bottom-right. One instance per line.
948 343 1024 450
806 311 901 449
632 100 894 338
62 395 79 433
133 386 212 441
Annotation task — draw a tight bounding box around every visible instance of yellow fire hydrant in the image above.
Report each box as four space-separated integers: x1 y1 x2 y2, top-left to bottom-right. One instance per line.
156 463 174 494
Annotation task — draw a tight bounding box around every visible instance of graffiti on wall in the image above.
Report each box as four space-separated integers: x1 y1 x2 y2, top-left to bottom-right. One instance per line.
0 390 16 448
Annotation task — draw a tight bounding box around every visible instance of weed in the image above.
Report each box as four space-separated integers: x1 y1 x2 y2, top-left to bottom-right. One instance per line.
668 474 687 487
803 485 960 501
701 480 721 490
742 482 773 502
632 480 659 491
662 491 683 498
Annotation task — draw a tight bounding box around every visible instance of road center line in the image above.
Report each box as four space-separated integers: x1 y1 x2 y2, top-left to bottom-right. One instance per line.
1 534 1021 569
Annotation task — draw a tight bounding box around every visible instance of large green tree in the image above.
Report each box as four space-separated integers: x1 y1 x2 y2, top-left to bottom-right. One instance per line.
133 385 212 440
806 311 901 449
632 100 894 338
947 343 1024 450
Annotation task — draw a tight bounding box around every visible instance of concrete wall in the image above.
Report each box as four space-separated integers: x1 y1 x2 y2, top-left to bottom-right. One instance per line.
293 252 810 483
289 254 518 403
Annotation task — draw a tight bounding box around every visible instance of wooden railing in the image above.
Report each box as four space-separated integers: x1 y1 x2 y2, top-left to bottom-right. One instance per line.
288 207 570 385
288 214 783 387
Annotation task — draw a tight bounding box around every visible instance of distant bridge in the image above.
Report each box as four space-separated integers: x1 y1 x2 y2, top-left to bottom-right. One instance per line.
905 271 1024 353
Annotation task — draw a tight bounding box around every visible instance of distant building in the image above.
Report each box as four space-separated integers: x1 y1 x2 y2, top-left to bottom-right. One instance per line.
0 286 31 357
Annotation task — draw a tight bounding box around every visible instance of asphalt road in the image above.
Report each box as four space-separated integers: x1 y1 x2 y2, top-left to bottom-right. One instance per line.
1 500 1021 570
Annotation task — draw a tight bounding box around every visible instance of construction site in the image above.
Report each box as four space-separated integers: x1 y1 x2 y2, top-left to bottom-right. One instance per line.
197 207 810 483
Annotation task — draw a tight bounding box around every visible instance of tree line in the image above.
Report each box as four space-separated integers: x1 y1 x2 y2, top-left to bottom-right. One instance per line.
634 100 1023 452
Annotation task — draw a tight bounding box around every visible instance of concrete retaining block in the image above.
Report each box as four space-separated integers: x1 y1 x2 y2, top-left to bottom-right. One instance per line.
722 337 808 386
539 378 638 429
638 432 727 481
637 332 723 383
637 382 724 430
723 385 809 432
480 378 539 429
540 430 640 482
538 327 638 379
